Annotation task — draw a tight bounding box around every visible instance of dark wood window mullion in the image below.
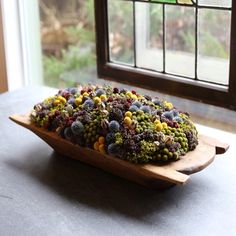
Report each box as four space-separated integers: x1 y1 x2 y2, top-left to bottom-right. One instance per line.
194 1 198 80
105 0 110 63
95 0 109 73
229 0 236 107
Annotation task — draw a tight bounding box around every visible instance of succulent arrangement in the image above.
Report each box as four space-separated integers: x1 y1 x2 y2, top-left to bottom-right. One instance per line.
30 85 198 164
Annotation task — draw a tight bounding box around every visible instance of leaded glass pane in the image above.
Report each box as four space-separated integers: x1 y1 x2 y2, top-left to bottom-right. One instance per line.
198 9 231 85
165 5 195 77
136 3 163 71
108 0 134 65
198 0 231 8
107 0 232 87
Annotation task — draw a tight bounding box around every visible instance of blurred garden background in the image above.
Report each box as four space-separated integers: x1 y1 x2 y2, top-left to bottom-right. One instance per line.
39 0 96 88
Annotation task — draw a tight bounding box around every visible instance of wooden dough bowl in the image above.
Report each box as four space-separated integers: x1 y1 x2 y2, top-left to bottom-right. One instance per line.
10 114 229 189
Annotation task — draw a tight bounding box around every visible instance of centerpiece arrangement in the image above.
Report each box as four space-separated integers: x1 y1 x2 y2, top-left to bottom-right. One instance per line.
30 85 198 164
10 85 228 188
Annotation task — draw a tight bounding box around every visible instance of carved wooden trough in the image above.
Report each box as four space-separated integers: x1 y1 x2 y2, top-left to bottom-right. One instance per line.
10 114 229 189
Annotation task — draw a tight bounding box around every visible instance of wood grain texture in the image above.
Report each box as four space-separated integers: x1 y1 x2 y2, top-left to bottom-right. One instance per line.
9 114 229 189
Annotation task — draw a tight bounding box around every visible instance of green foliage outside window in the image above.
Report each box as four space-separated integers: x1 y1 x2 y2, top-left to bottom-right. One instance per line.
40 0 229 88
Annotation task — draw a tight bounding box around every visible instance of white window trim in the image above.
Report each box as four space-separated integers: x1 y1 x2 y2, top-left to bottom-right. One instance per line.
1 0 43 91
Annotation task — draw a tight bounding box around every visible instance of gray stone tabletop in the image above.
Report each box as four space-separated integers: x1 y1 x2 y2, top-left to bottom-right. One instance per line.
0 86 236 236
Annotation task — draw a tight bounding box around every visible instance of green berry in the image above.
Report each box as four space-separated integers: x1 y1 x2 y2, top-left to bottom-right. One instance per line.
163 148 169 155
168 152 173 158
178 137 183 142
162 155 168 162
157 154 162 161
173 152 179 160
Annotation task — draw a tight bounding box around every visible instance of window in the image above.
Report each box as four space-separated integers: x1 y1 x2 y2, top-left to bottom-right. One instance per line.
1 0 96 91
0 2 7 92
39 0 96 88
95 0 236 109
1 0 43 91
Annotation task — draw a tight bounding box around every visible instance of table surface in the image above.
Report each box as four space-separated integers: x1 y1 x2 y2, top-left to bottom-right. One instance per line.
1 86 236 236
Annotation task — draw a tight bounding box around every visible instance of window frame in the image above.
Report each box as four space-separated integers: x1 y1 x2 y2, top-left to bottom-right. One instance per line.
95 0 236 110
0 0 43 92
0 2 8 93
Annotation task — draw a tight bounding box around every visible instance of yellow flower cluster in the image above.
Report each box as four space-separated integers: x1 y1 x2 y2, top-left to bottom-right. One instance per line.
154 119 168 132
53 96 67 106
93 136 106 154
124 111 133 126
